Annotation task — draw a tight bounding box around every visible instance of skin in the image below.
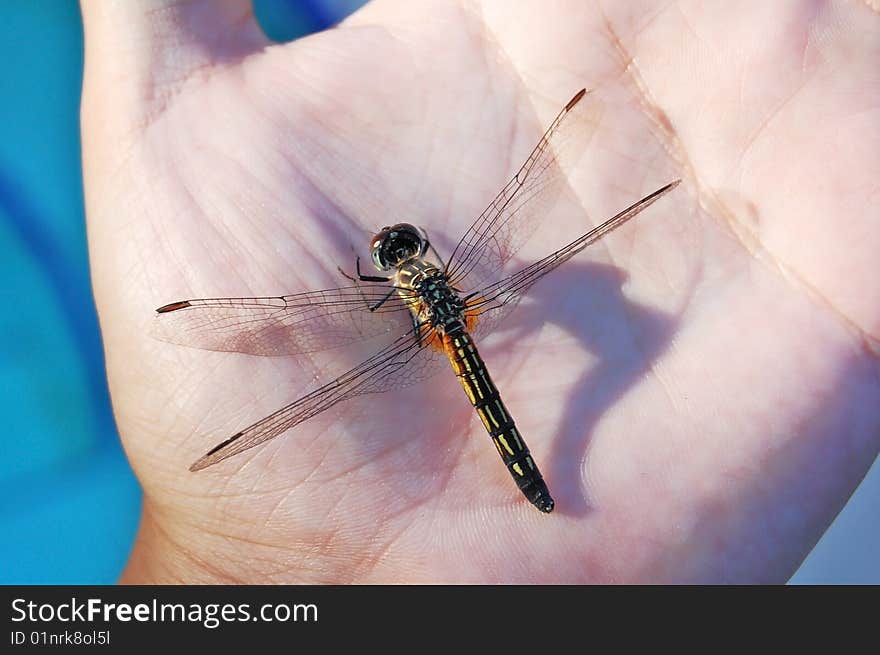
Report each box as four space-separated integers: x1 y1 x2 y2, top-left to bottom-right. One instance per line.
79 0 880 583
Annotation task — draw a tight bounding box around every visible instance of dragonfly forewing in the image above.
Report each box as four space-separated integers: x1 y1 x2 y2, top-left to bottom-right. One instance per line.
444 88 603 291
464 179 682 336
152 285 415 357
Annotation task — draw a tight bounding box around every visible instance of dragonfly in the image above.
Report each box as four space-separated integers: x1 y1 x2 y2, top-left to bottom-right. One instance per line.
154 88 680 513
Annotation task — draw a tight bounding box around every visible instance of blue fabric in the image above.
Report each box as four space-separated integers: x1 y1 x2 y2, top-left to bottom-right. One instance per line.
0 0 358 585
0 1 136 585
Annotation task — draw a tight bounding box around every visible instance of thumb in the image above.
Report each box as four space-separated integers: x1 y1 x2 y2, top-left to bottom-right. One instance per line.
80 0 268 141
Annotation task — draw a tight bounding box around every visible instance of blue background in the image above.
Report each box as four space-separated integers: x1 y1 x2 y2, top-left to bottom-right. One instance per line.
0 1 876 584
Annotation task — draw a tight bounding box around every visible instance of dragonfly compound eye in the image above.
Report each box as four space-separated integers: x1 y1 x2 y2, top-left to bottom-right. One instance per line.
371 245 388 271
372 223 427 269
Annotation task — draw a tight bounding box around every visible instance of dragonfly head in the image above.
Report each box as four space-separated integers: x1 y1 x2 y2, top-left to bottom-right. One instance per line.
370 223 428 271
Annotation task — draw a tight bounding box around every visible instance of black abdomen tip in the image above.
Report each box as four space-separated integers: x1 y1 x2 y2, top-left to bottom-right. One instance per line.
534 494 555 514
529 480 556 514
523 479 555 513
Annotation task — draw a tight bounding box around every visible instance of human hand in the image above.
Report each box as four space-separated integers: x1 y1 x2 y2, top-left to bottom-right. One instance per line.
80 0 879 583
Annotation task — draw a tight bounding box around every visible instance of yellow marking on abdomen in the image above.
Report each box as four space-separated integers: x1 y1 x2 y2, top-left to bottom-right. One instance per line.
477 407 492 431
496 433 515 455
460 379 477 404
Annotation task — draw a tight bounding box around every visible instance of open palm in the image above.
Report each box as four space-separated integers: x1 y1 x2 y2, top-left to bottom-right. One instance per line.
81 0 879 583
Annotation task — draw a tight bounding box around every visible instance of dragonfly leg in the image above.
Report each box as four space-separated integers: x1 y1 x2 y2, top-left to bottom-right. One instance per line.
357 257 391 283
337 265 357 282
338 263 395 313
369 287 397 312
338 260 392 313
337 257 391 283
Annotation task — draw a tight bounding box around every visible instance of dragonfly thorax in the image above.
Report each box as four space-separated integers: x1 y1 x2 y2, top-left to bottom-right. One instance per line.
417 272 467 334
395 262 467 334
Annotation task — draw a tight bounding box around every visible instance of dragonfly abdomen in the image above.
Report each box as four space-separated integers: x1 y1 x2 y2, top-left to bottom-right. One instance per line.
442 326 555 513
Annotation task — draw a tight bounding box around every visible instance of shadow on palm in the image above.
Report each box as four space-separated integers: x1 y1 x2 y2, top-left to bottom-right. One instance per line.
477 260 676 516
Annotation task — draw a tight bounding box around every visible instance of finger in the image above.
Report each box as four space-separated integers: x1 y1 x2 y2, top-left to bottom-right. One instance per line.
80 0 269 129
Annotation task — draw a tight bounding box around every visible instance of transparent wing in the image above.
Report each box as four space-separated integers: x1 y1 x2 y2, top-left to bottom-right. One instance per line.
467 181 681 339
444 88 603 291
189 324 447 470
152 284 416 357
